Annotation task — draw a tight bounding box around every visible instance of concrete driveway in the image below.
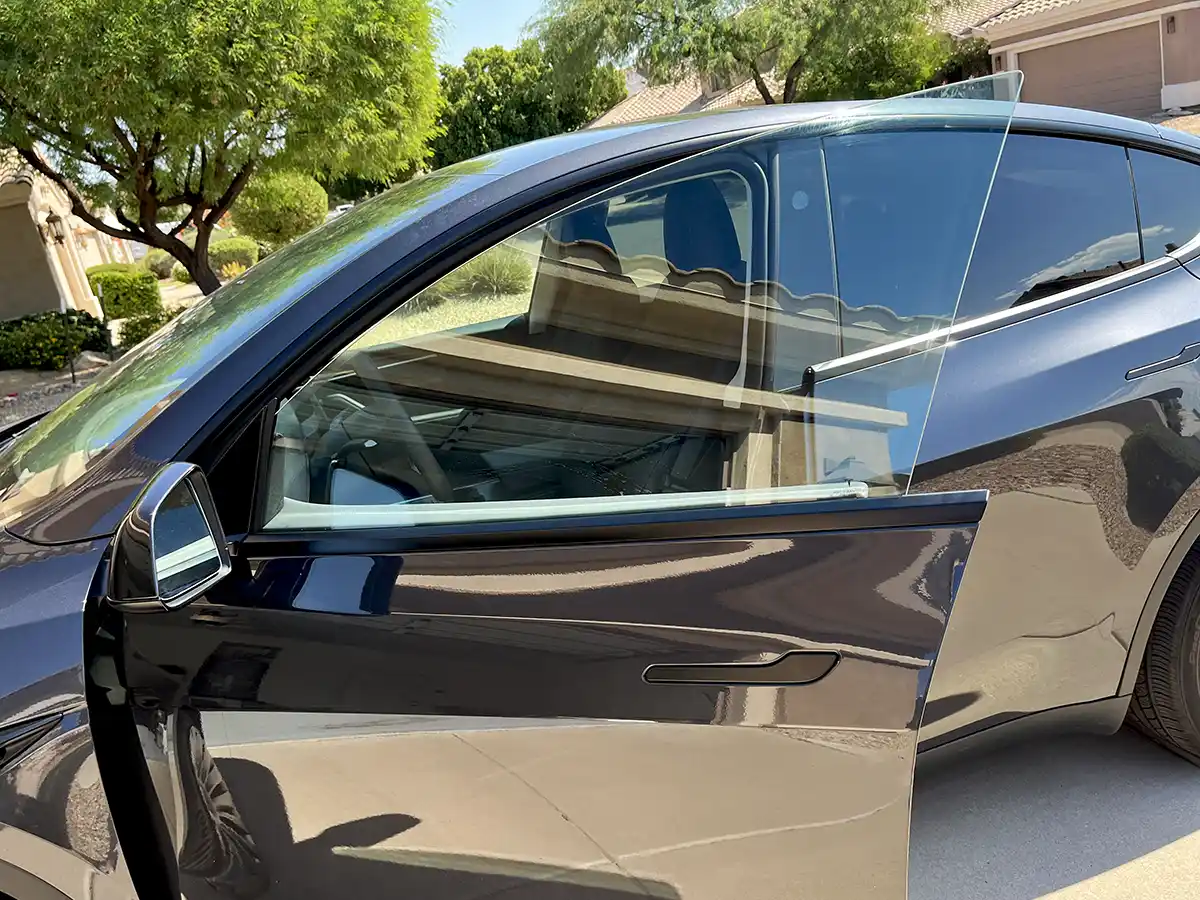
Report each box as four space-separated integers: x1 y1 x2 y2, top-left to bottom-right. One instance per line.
200 712 1200 899
911 729 1200 899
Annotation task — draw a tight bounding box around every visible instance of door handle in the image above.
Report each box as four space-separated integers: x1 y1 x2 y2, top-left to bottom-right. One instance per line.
642 649 839 686
1126 342 1200 380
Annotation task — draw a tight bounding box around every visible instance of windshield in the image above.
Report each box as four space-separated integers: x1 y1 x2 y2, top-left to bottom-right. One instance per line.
0 170 493 528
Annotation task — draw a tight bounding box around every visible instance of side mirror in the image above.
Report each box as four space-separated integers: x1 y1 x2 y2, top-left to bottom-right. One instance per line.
108 462 232 613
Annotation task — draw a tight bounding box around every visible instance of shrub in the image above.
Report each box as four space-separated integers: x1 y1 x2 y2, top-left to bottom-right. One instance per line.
208 236 259 271
232 171 328 246
219 260 248 281
86 264 162 319
0 313 85 371
142 249 175 279
171 261 194 283
60 310 109 353
119 305 184 349
427 244 533 302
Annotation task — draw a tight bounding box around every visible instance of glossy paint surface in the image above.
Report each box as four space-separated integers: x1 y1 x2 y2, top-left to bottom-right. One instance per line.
121 502 980 900
0 530 136 900
914 262 1200 743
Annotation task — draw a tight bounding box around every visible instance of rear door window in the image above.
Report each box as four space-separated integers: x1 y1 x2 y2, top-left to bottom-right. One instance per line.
956 134 1141 320
1129 148 1200 258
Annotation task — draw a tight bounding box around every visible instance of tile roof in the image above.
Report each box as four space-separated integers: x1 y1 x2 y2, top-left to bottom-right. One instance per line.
935 0 1025 35
589 74 779 127
979 0 1084 28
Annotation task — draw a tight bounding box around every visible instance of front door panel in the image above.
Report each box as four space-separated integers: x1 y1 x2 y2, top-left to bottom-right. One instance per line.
121 492 983 900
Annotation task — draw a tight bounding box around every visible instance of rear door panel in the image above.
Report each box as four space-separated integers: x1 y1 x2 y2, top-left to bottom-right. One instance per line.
124 491 983 900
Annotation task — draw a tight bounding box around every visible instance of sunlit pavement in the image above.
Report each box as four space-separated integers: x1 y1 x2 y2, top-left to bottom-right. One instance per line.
202 715 1200 899
910 728 1200 899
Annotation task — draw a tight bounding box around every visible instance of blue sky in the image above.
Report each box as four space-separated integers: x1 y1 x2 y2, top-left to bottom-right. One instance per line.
436 0 545 65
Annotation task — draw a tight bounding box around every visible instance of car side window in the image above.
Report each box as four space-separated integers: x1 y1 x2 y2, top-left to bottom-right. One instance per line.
1129 148 1200 258
259 153 924 531
955 134 1141 320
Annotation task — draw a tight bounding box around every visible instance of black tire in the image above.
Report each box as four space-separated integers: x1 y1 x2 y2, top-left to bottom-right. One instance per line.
175 708 270 898
1128 546 1200 765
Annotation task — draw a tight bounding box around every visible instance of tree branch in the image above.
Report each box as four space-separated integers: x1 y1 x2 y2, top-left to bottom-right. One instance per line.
169 207 198 238
782 54 805 103
13 146 147 244
0 96 124 177
110 119 138 166
205 158 255 226
751 67 776 104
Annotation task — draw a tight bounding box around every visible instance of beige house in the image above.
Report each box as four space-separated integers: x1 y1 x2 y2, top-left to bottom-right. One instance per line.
0 152 132 323
974 0 1200 117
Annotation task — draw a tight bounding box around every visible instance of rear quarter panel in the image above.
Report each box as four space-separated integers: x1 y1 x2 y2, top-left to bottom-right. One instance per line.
913 263 1200 744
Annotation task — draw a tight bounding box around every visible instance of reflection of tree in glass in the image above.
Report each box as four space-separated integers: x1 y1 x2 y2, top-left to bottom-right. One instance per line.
0 166 494 506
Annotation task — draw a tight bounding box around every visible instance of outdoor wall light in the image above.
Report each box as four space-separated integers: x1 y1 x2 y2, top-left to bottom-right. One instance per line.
42 210 67 245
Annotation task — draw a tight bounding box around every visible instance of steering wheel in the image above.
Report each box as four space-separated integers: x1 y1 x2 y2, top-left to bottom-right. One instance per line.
343 351 456 503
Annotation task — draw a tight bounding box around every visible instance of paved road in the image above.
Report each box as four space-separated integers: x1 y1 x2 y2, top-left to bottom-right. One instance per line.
910 728 1200 899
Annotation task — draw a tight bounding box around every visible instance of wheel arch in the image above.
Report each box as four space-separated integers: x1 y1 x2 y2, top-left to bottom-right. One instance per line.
1119 504 1200 696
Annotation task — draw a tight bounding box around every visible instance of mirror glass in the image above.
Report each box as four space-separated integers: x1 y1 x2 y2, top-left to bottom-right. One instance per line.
153 481 221 599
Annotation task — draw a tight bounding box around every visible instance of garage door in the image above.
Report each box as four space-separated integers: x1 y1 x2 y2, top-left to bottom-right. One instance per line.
1018 23 1162 117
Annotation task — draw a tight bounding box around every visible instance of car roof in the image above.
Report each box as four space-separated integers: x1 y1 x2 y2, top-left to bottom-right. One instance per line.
469 98 1183 180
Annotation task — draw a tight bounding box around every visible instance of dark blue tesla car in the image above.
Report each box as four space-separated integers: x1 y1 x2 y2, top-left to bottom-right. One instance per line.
4 74 1200 899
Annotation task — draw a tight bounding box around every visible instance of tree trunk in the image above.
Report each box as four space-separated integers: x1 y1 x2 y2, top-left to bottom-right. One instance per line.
189 254 221 295
189 222 221 295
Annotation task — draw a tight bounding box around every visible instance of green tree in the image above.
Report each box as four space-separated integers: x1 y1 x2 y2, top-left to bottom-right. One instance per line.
535 0 952 105
0 0 441 295
431 40 625 169
233 171 329 248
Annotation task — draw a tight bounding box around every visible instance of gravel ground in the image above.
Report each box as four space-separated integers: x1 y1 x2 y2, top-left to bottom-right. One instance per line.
0 362 105 428
1160 113 1200 136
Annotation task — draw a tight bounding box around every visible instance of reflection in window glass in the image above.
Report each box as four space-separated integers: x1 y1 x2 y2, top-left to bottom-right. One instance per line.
771 140 839 388
1130 149 1200 258
957 135 1140 320
260 154 918 532
823 128 1004 356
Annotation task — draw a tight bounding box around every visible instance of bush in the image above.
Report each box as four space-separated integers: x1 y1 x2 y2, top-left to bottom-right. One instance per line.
427 244 533 301
60 310 108 353
86 263 162 319
142 249 175 279
0 313 85 371
219 260 248 281
208 236 259 271
119 306 185 349
232 171 328 246
171 261 194 283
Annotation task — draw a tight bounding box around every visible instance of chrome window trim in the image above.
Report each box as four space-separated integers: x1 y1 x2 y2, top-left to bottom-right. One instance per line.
1169 230 1200 266
805 254 1180 384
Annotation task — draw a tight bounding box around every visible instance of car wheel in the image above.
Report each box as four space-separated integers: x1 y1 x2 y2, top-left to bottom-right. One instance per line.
175 707 270 898
1128 546 1200 765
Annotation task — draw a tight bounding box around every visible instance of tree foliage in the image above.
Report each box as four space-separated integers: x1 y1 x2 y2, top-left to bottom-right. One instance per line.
0 0 441 294
233 171 329 248
431 40 625 169
535 0 954 105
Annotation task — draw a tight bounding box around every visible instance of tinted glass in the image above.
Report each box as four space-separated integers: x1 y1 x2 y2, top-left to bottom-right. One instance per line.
821 128 1010 356
956 135 1140 320
1130 148 1200 258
